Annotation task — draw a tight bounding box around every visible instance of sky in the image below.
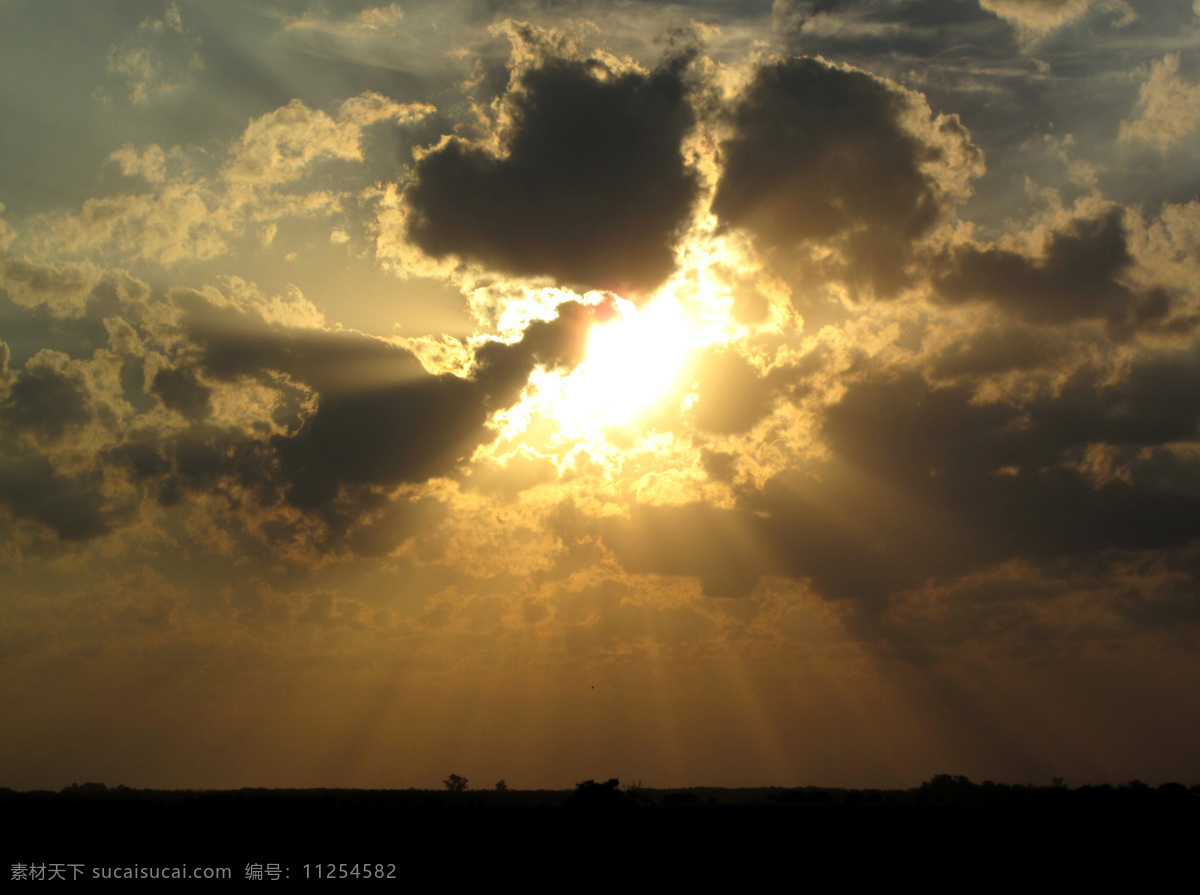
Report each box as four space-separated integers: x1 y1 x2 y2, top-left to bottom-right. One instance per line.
3 0 1200 792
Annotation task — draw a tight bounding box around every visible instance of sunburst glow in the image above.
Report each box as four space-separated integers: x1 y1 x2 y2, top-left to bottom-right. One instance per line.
531 296 699 435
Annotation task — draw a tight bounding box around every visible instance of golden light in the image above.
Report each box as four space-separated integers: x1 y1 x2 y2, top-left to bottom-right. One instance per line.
531 296 699 437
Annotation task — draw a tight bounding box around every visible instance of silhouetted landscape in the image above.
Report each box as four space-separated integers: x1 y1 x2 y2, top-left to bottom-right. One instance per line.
7 775 1196 879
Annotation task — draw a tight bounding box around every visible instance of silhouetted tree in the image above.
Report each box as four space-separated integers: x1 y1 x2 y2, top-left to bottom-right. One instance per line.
495 780 508 792
443 774 468 793
567 778 639 810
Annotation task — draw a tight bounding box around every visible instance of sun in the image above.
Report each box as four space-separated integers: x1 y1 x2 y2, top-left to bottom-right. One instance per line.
522 295 700 438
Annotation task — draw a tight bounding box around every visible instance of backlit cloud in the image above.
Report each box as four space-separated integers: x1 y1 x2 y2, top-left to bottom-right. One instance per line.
404 49 701 295
1121 54 1200 150
712 56 982 298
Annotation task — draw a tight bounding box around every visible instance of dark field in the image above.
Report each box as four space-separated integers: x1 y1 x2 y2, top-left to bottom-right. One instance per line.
6 777 1194 883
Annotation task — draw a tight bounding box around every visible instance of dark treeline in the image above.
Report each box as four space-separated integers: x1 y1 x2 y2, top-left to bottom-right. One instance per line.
7 775 1195 878
9 773 1197 808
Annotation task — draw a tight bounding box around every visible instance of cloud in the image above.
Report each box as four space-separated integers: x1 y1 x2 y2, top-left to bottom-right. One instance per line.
222 94 433 198
0 450 111 542
811 362 1200 568
271 376 488 508
932 207 1179 338
0 272 616 554
8 4 1200 791
0 258 106 316
711 56 982 298
174 288 430 396
170 292 611 511
37 186 227 267
32 93 431 267
978 0 1097 39
404 52 701 296
928 324 1064 380
102 2 203 106
283 3 408 41
772 0 844 43
604 351 1200 622
689 348 776 434
279 0 476 78
150 366 212 421
1120 54 1200 151
168 293 487 508
0 350 127 543
1 357 92 440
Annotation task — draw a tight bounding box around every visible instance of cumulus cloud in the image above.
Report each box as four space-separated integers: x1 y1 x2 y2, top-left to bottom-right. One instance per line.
0 259 617 553
933 207 1179 338
222 94 433 198
38 186 227 267
33 94 431 267
0 346 130 543
404 53 701 296
1120 54 1200 151
1 357 92 440
711 57 981 298
0 258 106 316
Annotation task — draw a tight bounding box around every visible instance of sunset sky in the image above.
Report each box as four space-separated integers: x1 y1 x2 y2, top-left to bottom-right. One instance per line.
4 0 1200 792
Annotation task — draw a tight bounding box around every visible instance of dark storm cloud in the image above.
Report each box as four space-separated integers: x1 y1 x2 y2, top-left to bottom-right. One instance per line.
404 54 700 295
1 362 91 439
755 362 1200 608
272 374 489 508
933 208 1181 338
711 56 965 296
1024 357 1200 449
274 296 609 513
171 290 489 502
104 428 171 481
163 293 609 512
270 297 611 512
